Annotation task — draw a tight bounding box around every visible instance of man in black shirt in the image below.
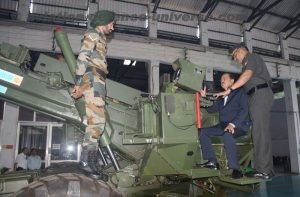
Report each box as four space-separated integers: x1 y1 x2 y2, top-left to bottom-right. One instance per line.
214 43 274 179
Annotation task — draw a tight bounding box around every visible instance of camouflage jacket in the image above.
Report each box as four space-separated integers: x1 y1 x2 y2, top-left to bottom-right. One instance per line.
75 28 108 86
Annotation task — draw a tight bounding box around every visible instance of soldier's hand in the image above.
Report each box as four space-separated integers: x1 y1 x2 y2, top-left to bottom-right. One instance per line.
71 85 83 99
224 124 235 134
213 89 230 98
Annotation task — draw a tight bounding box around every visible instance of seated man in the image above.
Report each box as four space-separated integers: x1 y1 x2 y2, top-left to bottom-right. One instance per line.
27 148 41 170
15 147 29 171
199 73 250 179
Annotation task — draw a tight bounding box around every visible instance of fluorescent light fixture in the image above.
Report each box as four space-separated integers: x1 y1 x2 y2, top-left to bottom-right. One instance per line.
29 1 33 13
145 11 148 28
196 25 200 38
123 59 131 65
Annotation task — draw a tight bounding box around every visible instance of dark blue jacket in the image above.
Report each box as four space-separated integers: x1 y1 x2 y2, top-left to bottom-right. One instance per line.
207 88 251 132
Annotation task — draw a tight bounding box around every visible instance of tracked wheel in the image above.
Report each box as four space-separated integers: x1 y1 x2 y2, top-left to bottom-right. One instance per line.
14 173 122 197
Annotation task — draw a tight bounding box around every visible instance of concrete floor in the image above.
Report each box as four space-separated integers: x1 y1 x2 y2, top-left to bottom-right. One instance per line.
228 174 300 197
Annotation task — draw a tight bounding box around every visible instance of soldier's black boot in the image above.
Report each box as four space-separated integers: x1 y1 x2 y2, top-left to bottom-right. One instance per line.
79 147 89 168
79 141 98 172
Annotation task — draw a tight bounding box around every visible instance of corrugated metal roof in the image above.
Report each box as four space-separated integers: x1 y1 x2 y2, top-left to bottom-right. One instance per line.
227 0 260 7
256 14 289 33
172 0 299 38
120 0 300 38
259 0 281 10
269 0 300 18
158 0 204 14
124 0 206 14
210 1 251 23
121 0 151 5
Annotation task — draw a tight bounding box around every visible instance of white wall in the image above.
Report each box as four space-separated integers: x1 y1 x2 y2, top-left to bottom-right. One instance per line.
252 29 279 51
0 102 19 169
207 20 241 43
270 94 300 156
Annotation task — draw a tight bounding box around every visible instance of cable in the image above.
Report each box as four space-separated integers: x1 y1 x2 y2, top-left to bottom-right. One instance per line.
167 113 195 130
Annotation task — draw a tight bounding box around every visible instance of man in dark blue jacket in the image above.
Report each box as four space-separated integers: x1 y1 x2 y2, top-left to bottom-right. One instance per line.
199 73 250 179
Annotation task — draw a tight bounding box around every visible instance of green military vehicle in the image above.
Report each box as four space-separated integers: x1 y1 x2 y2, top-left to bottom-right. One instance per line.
0 28 264 196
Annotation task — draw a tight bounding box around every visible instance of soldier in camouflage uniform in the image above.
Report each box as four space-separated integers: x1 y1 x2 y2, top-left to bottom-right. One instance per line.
71 10 115 151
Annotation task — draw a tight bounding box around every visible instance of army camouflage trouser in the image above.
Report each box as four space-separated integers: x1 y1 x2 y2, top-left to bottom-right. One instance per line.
81 72 106 145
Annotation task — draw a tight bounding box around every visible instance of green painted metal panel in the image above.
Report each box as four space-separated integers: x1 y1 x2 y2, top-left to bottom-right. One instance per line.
106 79 142 106
158 143 199 171
0 61 81 125
141 147 178 176
141 101 158 138
141 143 205 176
160 93 198 144
184 168 219 179
172 59 205 92
34 54 74 84
219 176 269 185
0 42 30 64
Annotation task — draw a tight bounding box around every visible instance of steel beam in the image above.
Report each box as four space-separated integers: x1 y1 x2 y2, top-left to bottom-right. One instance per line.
280 12 300 39
286 23 300 39
247 0 283 31
246 0 267 23
201 0 215 13
221 0 299 24
281 12 300 32
205 0 219 21
152 0 161 13
200 0 220 21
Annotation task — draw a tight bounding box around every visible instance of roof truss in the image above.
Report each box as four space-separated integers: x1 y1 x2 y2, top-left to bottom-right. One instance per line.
245 0 283 31
200 0 220 21
281 12 300 38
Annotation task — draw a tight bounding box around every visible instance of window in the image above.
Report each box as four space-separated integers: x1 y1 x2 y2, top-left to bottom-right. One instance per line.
19 106 34 121
51 125 78 161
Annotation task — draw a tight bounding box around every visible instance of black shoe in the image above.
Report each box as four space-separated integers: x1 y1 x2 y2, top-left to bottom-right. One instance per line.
245 171 274 179
79 147 97 173
79 149 92 172
231 169 243 179
197 161 219 170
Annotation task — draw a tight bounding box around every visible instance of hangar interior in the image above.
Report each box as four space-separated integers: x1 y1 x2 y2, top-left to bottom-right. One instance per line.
0 0 299 195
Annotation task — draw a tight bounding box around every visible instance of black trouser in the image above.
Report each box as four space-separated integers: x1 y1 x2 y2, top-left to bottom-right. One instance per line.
199 124 246 170
248 87 274 174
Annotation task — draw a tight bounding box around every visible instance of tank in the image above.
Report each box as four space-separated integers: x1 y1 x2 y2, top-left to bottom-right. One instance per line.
0 28 263 196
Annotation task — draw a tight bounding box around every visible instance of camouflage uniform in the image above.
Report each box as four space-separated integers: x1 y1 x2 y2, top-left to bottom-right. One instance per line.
75 28 108 144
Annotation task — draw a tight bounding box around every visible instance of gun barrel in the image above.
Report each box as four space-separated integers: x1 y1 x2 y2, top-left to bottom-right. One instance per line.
54 27 76 79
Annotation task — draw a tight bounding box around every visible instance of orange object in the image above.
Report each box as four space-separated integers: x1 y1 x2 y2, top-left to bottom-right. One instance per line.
195 92 202 128
54 26 62 32
1 144 13 149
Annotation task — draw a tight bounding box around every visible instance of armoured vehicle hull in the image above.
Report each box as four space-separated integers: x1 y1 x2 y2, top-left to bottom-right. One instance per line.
0 28 265 196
